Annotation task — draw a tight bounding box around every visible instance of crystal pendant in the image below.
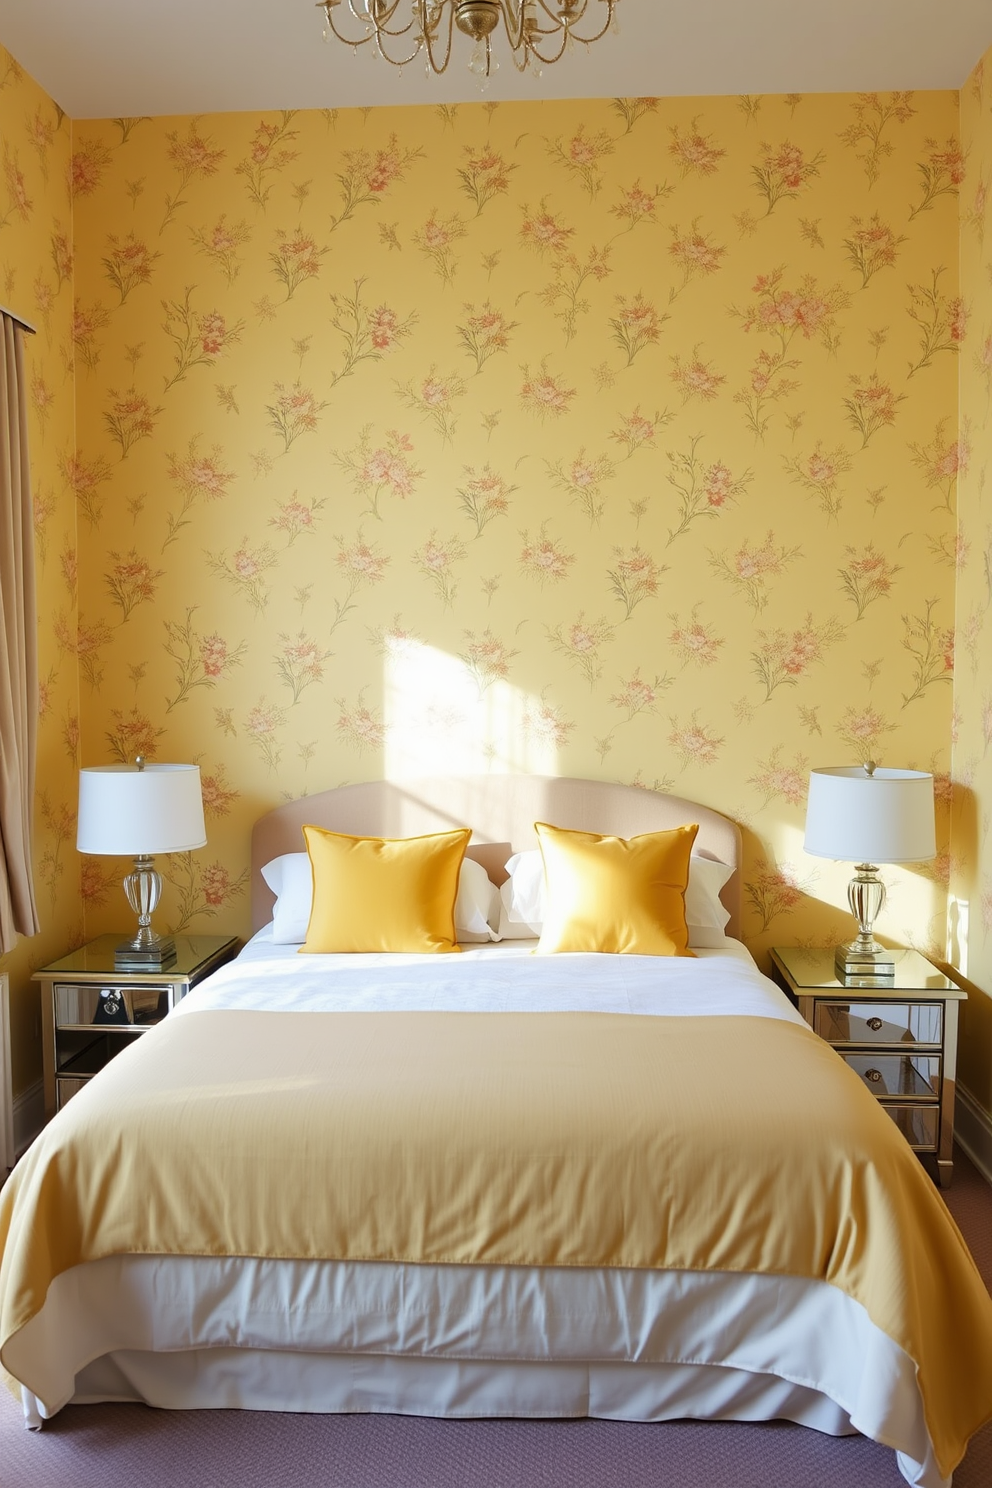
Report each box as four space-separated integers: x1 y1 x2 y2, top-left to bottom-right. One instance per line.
476 57 497 93
468 39 488 75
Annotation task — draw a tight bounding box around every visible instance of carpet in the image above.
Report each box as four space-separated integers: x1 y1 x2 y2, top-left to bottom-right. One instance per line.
1 1149 990 1488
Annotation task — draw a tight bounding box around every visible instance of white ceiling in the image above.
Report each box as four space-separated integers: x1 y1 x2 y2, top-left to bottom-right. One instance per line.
0 0 989 119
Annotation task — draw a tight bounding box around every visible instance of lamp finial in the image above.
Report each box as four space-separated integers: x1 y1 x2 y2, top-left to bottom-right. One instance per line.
863 759 876 777
134 755 145 771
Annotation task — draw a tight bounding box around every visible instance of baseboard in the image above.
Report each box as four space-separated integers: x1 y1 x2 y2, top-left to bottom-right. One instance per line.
955 1084 992 1187
13 1077 44 1160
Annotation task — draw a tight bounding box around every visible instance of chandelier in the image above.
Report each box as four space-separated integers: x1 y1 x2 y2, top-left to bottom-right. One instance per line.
318 0 621 80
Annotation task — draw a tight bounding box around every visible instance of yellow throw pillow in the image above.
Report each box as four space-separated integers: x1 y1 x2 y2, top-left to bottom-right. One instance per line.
300 824 471 954
534 821 699 956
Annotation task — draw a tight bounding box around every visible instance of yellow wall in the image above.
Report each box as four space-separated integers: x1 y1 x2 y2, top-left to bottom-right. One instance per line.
0 45 977 1103
953 48 992 1111
69 94 959 965
0 46 80 1097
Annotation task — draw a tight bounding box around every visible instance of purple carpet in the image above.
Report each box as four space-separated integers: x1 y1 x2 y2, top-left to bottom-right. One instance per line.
2 1151 990 1488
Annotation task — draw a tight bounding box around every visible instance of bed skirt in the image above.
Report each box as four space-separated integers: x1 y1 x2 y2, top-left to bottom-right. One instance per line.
10 1254 947 1488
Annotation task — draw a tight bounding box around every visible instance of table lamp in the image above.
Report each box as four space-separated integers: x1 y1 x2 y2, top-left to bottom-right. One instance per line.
77 757 206 968
803 762 936 981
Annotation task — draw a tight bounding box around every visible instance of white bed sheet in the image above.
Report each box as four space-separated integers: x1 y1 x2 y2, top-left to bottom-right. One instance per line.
174 929 807 1024
13 936 946 1487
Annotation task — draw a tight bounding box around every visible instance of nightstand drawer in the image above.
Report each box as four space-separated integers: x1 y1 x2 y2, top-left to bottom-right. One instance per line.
882 1103 940 1152
55 983 168 1029
840 1052 940 1100
55 1037 119 1109
55 1077 90 1111
814 1001 942 1047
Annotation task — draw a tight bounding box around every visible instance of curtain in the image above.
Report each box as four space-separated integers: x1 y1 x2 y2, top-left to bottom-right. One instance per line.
0 312 39 952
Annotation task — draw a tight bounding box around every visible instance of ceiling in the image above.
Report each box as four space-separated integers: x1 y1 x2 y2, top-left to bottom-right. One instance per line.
0 0 989 119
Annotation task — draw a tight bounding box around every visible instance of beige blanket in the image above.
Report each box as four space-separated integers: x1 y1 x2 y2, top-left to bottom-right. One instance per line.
2 1008 991 1472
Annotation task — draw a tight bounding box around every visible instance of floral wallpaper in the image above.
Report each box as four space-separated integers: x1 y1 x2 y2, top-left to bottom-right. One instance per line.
0 46 79 1098
1 32 983 1104
68 92 960 970
953 45 992 1114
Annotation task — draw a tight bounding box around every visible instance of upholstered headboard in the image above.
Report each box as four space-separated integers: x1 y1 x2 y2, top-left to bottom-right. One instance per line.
250 775 743 939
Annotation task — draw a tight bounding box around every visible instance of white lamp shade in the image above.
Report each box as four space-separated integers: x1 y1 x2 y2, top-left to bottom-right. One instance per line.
77 764 206 855
804 766 936 865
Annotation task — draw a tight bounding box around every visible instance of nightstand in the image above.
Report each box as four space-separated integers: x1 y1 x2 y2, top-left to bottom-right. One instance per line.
768 946 967 1188
34 933 240 1120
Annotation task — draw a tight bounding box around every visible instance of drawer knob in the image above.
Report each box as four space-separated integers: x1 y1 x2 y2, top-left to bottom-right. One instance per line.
865 1067 882 1083
866 1017 883 1031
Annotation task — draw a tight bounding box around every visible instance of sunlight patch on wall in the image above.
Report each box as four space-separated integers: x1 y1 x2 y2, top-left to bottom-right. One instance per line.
384 638 557 779
948 897 969 977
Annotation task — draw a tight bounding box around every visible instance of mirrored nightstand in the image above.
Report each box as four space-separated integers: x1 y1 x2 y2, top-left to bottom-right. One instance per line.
768 946 967 1188
34 933 239 1119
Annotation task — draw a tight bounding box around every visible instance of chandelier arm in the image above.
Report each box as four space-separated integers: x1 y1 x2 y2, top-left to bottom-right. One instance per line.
375 34 429 65
366 0 420 45
321 1 413 48
528 33 571 64
319 0 618 77
422 2 456 75
570 0 617 45
526 11 573 67
532 0 616 46
322 5 377 48
346 0 405 28
498 1 528 51
530 0 588 23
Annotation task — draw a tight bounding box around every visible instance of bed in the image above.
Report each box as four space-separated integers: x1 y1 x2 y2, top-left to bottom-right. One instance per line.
2 775 991 1488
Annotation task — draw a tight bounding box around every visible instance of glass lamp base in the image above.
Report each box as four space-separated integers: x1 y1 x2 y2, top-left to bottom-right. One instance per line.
118 854 175 967
837 863 894 980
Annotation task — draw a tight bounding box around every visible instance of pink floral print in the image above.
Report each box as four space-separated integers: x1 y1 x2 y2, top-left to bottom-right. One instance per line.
668 119 726 177
520 529 575 585
668 713 724 771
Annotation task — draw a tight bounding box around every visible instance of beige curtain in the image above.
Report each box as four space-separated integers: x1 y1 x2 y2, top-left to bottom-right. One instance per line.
0 313 39 951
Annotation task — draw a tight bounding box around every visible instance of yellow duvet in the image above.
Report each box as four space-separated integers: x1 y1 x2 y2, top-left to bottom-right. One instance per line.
2 1008 992 1475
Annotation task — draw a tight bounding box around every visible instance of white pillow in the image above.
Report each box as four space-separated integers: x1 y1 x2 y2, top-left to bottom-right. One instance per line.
455 856 502 942
684 853 734 946
496 877 542 940
500 850 546 926
261 851 501 945
500 847 734 947
261 852 314 943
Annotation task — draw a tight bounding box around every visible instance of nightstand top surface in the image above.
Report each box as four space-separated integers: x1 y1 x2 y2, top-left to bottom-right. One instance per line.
34 933 240 981
770 945 965 998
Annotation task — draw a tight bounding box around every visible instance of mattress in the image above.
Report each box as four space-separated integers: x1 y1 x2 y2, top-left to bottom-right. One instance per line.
3 936 990 1488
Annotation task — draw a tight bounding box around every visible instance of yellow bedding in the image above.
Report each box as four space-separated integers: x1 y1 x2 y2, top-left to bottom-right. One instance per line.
2 1008 992 1473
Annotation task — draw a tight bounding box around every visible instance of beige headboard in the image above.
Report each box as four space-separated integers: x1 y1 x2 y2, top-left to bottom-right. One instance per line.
251 775 743 939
